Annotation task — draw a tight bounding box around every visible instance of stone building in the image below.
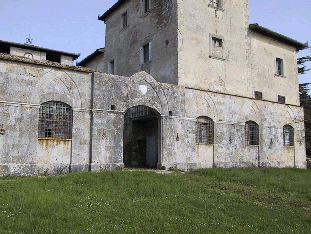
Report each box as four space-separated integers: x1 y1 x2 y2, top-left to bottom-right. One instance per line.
0 0 308 176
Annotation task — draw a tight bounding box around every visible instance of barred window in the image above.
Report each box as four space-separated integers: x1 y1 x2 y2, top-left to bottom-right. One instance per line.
283 125 294 146
245 121 259 145
38 101 73 139
196 116 214 144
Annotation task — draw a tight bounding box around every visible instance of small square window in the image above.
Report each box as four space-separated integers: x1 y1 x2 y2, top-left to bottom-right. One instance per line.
278 95 286 104
122 12 128 29
276 58 284 76
143 43 150 64
254 91 262 100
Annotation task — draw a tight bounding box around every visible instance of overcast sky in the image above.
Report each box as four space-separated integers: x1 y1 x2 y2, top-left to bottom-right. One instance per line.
0 0 310 84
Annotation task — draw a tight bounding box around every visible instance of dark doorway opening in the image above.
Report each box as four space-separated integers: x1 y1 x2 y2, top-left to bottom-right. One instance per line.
123 106 160 168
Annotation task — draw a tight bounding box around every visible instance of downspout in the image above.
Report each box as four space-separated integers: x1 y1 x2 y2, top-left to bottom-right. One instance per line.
88 72 95 172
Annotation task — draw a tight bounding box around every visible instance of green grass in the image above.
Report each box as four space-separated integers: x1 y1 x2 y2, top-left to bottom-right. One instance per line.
0 168 310 233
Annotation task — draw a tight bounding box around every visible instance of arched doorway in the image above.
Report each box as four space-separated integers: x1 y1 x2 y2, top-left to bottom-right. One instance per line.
123 105 160 168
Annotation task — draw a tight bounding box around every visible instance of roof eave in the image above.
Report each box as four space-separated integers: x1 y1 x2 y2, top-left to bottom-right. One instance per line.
0 40 80 59
77 48 105 67
98 0 127 22
249 24 308 51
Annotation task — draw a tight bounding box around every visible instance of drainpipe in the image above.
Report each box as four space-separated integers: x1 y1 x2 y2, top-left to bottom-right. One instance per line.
88 72 95 172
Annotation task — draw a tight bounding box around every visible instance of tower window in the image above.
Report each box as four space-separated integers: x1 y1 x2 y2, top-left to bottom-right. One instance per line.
276 58 284 76
210 0 223 8
143 43 150 64
122 12 128 29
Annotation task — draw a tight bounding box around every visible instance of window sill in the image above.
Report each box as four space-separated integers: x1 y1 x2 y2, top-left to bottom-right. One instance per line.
209 55 225 61
284 145 295 148
274 74 286 78
208 4 224 11
196 143 214 145
140 10 151 18
120 26 129 32
38 138 72 141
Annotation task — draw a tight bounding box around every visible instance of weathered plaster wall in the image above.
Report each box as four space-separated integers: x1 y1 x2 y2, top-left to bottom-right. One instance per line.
249 32 300 105
91 72 306 171
103 0 179 84
177 0 251 97
0 59 92 175
0 61 306 176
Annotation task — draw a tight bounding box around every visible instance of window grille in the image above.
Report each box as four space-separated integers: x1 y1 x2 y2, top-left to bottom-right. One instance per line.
124 105 157 124
245 121 259 145
196 117 214 144
283 125 294 146
38 101 73 139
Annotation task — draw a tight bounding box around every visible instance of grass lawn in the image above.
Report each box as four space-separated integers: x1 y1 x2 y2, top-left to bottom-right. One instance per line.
0 168 310 233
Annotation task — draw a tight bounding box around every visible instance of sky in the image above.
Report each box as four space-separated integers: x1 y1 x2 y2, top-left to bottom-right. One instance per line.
0 0 310 84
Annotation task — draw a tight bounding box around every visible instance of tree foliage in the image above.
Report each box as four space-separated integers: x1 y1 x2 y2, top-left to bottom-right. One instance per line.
298 52 311 157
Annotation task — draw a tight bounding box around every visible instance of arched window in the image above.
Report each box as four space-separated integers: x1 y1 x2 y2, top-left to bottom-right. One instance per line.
245 121 259 145
196 116 214 144
283 125 294 146
38 101 73 139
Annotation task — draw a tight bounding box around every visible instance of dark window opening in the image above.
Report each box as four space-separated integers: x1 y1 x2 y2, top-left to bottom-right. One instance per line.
143 43 150 64
111 105 116 110
276 58 284 76
38 101 73 139
245 121 259 145
283 125 294 146
254 91 263 100
278 95 286 104
169 111 173 116
46 52 61 63
109 60 115 74
196 116 214 144
144 0 150 13
122 12 128 29
0 44 10 54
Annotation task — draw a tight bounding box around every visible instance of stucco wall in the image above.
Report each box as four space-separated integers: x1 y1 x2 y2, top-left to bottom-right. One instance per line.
249 32 300 105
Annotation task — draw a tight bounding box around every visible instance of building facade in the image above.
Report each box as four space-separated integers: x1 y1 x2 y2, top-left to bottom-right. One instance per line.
0 0 307 176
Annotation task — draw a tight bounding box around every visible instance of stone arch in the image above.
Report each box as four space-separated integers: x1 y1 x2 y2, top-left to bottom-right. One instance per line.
123 105 161 168
241 99 262 124
30 69 82 109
